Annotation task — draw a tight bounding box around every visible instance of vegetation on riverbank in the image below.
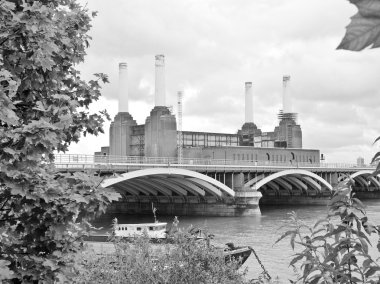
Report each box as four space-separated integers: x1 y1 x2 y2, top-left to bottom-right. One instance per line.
277 179 380 283
72 229 266 284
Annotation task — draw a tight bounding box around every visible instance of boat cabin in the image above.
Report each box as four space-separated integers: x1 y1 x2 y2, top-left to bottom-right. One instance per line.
115 222 167 239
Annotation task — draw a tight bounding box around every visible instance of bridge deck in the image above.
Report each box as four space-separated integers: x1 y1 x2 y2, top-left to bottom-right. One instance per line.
54 154 374 173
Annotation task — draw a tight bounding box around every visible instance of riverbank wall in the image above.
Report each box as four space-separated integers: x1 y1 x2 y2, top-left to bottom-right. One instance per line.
259 191 380 206
106 191 262 217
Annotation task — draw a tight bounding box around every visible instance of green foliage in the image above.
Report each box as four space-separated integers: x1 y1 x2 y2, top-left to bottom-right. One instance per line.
338 0 380 51
0 0 120 282
371 136 380 175
74 232 253 284
276 181 380 283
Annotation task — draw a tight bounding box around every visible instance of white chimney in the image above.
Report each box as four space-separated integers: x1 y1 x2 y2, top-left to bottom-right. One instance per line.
245 82 253 123
118 62 128 112
282 75 291 113
155 55 166 106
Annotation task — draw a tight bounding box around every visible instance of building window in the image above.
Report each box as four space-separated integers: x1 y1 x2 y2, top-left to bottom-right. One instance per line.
233 154 236 160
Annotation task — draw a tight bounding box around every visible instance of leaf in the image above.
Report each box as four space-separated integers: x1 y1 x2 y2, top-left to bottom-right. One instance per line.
289 254 304 266
290 233 296 250
338 0 380 51
42 259 59 271
308 274 322 284
313 218 329 229
371 151 380 164
274 230 297 245
373 136 380 145
71 193 89 204
0 260 14 280
33 101 46 112
365 266 380 277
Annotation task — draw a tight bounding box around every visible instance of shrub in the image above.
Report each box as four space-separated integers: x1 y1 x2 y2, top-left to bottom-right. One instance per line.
73 231 251 284
277 180 380 283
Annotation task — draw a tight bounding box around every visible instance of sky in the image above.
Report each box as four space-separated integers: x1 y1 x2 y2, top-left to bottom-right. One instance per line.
70 0 380 164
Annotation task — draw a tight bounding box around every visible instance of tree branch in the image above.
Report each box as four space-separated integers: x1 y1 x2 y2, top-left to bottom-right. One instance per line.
0 196 10 211
0 28 21 46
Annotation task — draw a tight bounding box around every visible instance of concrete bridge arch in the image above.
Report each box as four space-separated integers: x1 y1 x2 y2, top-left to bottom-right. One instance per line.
102 167 236 202
245 169 333 196
100 168 264 217
346 170 380 191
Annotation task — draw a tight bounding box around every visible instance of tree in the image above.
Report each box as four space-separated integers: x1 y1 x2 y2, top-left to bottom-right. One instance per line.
0 0 120 282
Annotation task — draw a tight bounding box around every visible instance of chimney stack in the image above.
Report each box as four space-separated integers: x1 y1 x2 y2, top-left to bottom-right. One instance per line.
245 82 253 123
282 75 291 113
118 63 128 112
155 55 166 106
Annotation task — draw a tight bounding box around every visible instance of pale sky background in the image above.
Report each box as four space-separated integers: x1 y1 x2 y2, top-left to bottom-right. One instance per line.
69 0 380 164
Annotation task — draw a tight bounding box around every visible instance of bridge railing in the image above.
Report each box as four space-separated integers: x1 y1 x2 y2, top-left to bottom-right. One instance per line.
53 154 374 169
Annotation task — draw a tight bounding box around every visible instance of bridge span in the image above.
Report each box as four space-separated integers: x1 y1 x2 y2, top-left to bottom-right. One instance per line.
55 154 380 216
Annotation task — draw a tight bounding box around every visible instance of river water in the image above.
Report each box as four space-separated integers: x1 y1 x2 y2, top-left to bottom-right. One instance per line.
93 200 380 281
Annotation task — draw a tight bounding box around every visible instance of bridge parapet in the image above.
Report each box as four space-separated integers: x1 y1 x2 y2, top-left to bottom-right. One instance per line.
54 154 375 172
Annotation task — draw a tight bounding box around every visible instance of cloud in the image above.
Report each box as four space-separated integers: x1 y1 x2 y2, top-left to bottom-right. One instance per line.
71 0 378 163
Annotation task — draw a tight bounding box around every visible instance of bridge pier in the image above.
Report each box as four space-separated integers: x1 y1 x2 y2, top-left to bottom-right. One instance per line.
259 194 331 206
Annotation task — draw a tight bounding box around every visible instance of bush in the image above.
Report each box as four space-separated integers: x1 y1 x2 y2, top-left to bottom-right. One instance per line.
277 180 380 283
73 231 252 284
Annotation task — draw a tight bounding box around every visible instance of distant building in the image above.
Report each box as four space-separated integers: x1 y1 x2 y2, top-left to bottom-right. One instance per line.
357 157 365 167
95 56 319 164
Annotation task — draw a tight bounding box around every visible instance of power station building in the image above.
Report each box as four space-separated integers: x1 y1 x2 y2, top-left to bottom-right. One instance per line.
95 55 319 164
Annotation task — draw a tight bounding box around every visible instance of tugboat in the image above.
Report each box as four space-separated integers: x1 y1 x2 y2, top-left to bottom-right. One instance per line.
114 222 167 239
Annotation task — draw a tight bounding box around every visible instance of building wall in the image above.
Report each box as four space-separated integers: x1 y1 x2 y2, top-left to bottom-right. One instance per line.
183 146 320 164
109 112 137 156
181 131 239 148
275 118 302 148
291 125 302 148
144 106 177 157
237 122 261 146
130 125 145 156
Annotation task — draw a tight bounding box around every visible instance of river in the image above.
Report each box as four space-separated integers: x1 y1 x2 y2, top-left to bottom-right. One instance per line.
92 200 380 281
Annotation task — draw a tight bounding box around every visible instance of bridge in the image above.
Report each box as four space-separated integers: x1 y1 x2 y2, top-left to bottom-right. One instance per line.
55 154 379 216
